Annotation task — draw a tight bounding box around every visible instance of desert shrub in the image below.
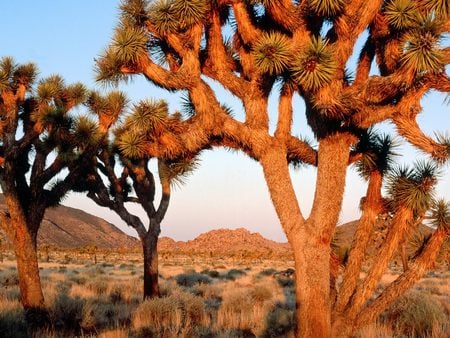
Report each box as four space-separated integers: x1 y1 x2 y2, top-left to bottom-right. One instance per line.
259 268 277 276
276 276 295 288
224 269 247 281
175 272 212 287
217 289 255 331
0 271 19 287
50 293 85 332
100 262 114 268
249 285 273 303
262 302 295 338
81 299 131 332
69 275 87 285
0 305 27 338
383 290 448 337
87 280 109 295
109 285 124 304
201 269 220 278
355 323 393 338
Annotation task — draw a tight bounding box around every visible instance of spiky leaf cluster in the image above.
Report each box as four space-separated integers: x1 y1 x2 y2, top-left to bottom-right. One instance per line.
87 91 128 119
158 157 199 187
401 34 443 75
252 32 292 75
429 199 450 230
95 47 130 85
119 0 149 27
73 116 102 148
421 0 450 18
354 130 398 179
124 99 168 132
386 161 439 214
309 0 347 16
292 37 337 91
433 133 450 162
385 0 418 30
0 57 37 92
172 0 210 29
116 130 147 159
36 75 65 103
112 25 149 65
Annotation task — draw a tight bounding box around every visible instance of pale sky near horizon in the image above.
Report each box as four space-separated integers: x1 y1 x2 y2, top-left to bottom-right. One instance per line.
0 1 448 242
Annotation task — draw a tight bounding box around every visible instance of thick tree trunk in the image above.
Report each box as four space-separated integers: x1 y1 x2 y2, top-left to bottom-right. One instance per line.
142 232 159 299
12 219 48 328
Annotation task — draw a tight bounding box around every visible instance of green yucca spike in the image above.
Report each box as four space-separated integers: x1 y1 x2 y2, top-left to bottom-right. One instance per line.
385 0 418 30
125 99 168 132
73 116 102 148
292 36 337 91
13 63 37 88
172 0 209 29
158 158 199 188
37 75 65 103
421 0 450 19
148 0 179 34
309 0 347 17
95 47 129 85
66 83 87 106
252 31 291 76
401 30 443 74
430 199 450 230
112 26 148 64
117 130 147 159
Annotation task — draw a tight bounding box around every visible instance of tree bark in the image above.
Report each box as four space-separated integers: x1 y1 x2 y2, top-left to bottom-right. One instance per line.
12 218 48 328
142 231 160 299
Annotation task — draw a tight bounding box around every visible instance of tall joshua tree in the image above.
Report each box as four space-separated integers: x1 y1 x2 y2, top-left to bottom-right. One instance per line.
96 1 450 336
76 94 197 298
0 57 98 325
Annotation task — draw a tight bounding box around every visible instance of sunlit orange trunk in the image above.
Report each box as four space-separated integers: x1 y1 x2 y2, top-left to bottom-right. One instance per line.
12 218 47 326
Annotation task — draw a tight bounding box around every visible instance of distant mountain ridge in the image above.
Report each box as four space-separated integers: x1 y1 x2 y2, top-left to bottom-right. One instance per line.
0 195 138 249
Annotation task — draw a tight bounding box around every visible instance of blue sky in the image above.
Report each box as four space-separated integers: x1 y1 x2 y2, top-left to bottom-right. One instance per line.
1 1 448 242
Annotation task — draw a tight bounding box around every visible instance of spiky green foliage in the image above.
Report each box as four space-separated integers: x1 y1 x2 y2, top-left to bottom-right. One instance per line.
87 90 128 118
401 14 444 74
119 0 149 27
73 116 102 148
434 133 450 162
387 161 439 214
112 25 149 64
13 63 37 88
354 130 398 179
116 130 147 159
172 0 210 29
95 47 130 85
148 0 179 34
309 0 346 16
252 32 291 75
125 99 168 131
421 0 450 18
407 230 431 258
158 157 199 187
180 92 196 117
65 83 87 106
36 75 65 103
385 0 418 30
292 36 337 91
429 199 450 230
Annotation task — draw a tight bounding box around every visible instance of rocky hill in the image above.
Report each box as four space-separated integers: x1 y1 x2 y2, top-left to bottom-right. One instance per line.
158 228 292 258
0 195 138 250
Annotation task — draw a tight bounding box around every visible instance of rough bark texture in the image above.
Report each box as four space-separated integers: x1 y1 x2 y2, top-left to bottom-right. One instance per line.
143 233 159 299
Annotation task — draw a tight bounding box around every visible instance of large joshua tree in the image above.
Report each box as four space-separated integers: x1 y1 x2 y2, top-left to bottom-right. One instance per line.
96 0 450 336
0 57 99 325
77 93 197 299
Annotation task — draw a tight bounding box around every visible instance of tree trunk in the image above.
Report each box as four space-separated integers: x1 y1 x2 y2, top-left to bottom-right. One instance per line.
260 145 332 338
400 241 408 272
142 232 159 299
12 219 48 328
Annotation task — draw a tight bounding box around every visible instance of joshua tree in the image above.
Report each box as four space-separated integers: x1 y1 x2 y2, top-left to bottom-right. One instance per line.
77 94 197 298
0 57 98 325
96 1 450 336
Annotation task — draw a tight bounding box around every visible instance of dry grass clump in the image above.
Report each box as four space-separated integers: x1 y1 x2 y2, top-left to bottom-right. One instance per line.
354 322 393 338
383 290 449 337
132 291 207 336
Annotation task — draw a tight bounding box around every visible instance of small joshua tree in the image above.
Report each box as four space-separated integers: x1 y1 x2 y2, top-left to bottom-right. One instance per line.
76 93 197 298
96 1 450 336
0 57 99 326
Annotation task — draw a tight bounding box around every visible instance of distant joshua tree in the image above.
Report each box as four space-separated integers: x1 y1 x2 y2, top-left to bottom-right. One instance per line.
75 93 197 299
0 57 100 326
96 1 449 336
